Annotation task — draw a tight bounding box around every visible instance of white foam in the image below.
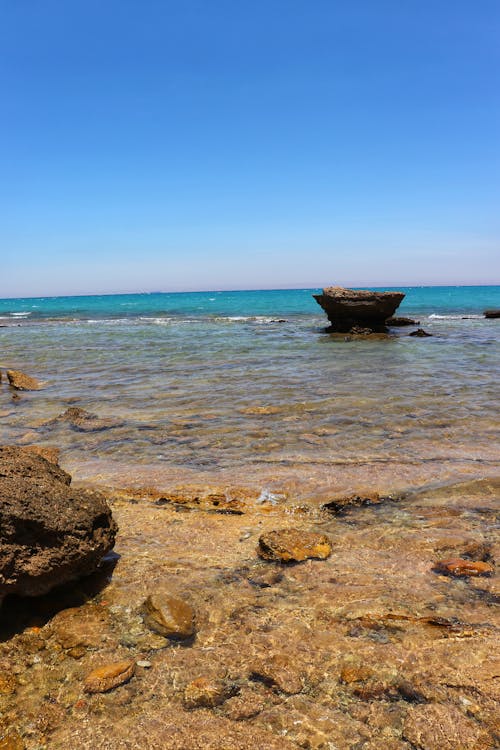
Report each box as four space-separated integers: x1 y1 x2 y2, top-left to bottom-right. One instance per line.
428 313 483 320
10 311 31 317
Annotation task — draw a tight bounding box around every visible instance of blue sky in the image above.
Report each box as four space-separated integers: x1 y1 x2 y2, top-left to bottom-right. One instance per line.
1 0 499 297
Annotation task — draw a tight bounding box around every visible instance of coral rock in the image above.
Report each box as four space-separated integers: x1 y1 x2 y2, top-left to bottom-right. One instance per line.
257 528 332 562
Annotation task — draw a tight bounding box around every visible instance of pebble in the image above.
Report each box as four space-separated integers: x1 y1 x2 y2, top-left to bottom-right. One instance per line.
83 659 136 693
433 558 494 577
143 592 195 639
183 677 238 708
136 660 152 668
257 528 332 562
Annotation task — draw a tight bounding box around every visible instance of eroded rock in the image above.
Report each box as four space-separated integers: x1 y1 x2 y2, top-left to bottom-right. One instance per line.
143 592 195 640
313 286 405 333
386 317 419 326
48 407 119 432
409 329 432 337
0 445 117 601
6 370 43 391
257 528 332 562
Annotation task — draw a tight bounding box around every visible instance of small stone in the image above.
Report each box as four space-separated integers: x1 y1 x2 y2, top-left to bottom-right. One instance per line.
222 689 266 720
250 654 306 694
257 528 332 563
143 593 195 639
83 659 135 693
247 565 283 588
322 492 381 514
183 677 238 709
409 328 432 337
136 660 152 668
6 369 43 390
433 558 493 577
403 703 494 749
340 664 374 684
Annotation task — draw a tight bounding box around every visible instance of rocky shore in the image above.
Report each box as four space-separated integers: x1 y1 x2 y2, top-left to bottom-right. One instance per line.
0 446 498 749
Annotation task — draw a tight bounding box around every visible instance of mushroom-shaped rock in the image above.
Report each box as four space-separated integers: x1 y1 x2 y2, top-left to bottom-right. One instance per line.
0 445 117 603
313 286 405 333
143 592 195 640
257 528 332 563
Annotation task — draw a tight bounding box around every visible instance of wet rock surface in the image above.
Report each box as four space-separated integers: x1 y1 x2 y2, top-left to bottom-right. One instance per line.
386 316 419 326
83 659 136 693
409 328 433 337
483 309 500 318
433 558 494 577
143 592 195 639
5 370 43 391
257 528 332 562
0 475 498 749
0 445 117 601
313 286 405 332
47 407 121 432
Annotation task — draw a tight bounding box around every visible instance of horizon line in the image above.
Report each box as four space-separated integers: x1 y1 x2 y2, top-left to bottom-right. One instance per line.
1 282 500 301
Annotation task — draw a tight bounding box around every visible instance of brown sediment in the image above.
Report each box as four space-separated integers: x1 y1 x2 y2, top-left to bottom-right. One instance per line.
0 473 498 749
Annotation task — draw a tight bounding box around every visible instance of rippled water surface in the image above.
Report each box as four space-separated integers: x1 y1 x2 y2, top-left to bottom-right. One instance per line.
1 287 499 493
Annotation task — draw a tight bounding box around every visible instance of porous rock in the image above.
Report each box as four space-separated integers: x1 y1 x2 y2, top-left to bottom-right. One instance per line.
257 528 332 563
402 703 494 750
0 445 117 602
6 369 43 391
143 592 195 639
313 286 405 333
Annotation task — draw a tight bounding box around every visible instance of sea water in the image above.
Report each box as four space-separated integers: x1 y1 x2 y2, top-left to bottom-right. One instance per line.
0 287 498 495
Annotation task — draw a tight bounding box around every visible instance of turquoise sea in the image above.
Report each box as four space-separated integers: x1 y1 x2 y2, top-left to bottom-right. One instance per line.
0 286 499 496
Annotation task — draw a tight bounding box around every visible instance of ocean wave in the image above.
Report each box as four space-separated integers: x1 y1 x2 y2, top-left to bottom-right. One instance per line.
428 313 483 320
10 311 31 317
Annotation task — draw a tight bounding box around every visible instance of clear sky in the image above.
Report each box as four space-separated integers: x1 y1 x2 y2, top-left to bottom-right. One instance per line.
1 0 499 297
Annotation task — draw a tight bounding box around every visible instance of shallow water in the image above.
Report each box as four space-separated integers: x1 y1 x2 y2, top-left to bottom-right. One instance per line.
0 287 499 494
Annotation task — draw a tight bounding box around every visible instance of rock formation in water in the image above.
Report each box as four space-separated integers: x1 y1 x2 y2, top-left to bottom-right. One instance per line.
313 286 405 333
0 445 117 604
483 309 500 318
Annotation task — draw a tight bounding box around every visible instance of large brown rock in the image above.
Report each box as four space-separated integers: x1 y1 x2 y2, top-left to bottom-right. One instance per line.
257 528 332 562
0 446 117 603
313 286 405 332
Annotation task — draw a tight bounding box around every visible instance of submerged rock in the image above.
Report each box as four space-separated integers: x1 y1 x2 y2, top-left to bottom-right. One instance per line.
143 592 196 640
313 286 405 333
84 660 136 693
402 703 494 749
257 528 332 562
184 677 238 709
6 369 43 391
386 316 419 326
0 445 117 602
409 328 432 337
433 558 494 577
48 407 120 432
